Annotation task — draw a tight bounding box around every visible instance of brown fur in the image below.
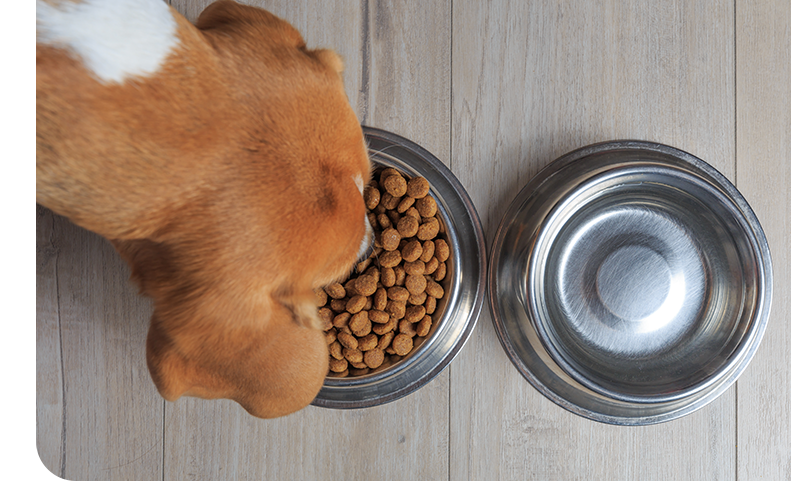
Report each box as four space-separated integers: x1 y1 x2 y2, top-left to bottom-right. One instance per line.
36 0 371 418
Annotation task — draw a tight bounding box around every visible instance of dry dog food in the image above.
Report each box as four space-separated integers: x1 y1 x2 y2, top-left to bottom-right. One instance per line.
316 168 450 377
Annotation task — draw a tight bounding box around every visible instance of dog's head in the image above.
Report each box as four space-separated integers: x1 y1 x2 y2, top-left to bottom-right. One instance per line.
37 0 371 417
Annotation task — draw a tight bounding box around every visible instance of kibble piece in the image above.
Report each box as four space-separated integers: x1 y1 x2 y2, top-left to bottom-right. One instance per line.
379 250 402 268
355 274 378 297
329 357 348 373
415 195 438 218
364 186 381 210
373 287 388 310
397 215 420 238
434 239 450 262
392 334 414 356
405 274 427 295
329 340 344 359
367 212 379 230
380 228 401 251
337 332 358 350
356 257 373 273
404 305 426 323
325 282 346 300
424 257 439 275
349 367 370 376
377 331 395 350
405 206 421 220
379 168 401 181
373 316 398 335
318 307 334 326
383 174 408 197
401 239 423 262
358 333 379 352
364 265 380 282
425 295 437 315
416 315 432 337
363 297 373 310
417 217 440 240
433 262 446 281
314 288 328 307
346 295 367 314
349 311 370 334
333 311 351 329
364 348 385 369
398 320 417 337
329 298 347 313
325 327 338 344
387 210 401 225
406 177 430 198
377 213 392 229
368 309 390 324
404 259 426 275
408 291 427 306
349 359 368 369
386 299 407 319
419 240 435 263
397 196 415 213
426 280 445 299
380 267 396 287
380 192 400 211
343 278 359 297
394 266 407 286
387 286 410 302
343 347 364 363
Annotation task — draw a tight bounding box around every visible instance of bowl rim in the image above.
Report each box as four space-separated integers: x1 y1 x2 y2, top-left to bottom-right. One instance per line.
312 126 487 409
488 140 773 425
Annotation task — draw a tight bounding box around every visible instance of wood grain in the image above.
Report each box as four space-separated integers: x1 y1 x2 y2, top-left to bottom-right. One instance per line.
450 1 737 479
36 206 64 478
736 0 791 479
163 1 452 480
36 209 162 480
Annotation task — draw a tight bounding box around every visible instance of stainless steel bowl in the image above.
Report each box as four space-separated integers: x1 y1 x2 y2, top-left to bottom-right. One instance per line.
489 140 772 425
312 127 487 409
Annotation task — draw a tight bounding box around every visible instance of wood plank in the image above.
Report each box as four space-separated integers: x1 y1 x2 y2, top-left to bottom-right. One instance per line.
736 0 791 479
450 1 737 479
36 205 64 478
36 209 162 480
163 1 451 479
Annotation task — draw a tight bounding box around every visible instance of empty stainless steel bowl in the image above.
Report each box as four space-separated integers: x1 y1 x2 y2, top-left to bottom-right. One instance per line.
312 127 486 409
489 140 772 425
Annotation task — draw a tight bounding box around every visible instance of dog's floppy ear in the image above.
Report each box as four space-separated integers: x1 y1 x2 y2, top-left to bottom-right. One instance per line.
145 298 329 419
112 238 329 418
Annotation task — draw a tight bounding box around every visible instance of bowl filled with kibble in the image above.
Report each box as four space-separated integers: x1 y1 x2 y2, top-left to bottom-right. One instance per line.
312 127 486 408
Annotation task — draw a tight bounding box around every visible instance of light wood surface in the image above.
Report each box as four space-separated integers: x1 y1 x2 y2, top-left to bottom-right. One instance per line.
736 0 791 479
35 0 790 480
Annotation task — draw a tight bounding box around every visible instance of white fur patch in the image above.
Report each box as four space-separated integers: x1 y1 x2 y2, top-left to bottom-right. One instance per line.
357 215 373 261
37 0 179 84
353 174 365 195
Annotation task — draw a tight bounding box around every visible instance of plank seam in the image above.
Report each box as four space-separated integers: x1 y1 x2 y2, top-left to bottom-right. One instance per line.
53 215 67 479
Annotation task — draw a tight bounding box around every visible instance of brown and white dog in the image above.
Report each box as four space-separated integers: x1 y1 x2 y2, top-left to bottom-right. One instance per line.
37 0 372 418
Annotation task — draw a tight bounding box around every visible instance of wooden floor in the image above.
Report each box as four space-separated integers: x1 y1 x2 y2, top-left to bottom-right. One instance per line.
36 0 791 480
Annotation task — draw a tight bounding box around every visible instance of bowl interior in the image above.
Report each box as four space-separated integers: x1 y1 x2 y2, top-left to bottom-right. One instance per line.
530 166 760 402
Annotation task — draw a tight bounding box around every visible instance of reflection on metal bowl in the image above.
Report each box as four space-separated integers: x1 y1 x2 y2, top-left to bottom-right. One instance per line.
489 140 772 425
